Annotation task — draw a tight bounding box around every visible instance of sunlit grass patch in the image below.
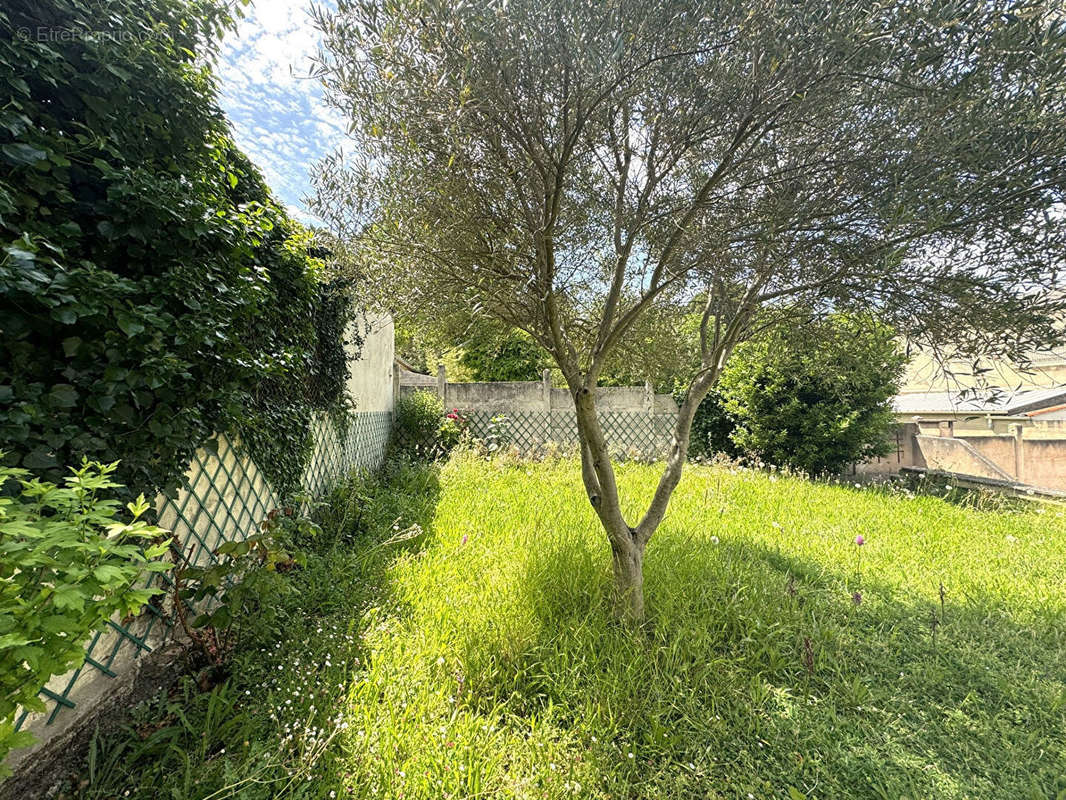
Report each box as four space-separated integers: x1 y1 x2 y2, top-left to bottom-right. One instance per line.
73 454 1066 799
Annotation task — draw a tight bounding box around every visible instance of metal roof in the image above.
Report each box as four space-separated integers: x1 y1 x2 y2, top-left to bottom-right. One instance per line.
893 385 1066 416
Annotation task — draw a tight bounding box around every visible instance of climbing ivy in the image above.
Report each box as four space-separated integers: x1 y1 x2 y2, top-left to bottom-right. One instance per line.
0 0 358 500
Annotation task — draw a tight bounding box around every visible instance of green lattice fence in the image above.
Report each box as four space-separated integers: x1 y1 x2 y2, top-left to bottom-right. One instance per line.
462 409 677 456
14 410 391 738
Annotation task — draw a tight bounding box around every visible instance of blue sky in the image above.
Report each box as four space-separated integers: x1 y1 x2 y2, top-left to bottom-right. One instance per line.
216 0 344 224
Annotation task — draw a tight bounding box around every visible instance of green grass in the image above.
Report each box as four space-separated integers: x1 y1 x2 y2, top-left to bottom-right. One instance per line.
71 453 1066 799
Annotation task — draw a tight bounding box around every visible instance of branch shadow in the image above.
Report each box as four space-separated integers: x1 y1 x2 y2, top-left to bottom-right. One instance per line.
457 523 1066 798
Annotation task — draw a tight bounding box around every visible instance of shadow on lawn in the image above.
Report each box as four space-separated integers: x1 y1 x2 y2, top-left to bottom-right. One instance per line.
64 457 445 800
468 527 1066 799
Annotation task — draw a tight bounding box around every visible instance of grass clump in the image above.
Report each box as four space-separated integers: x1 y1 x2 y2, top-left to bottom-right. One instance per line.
70 454 1066 799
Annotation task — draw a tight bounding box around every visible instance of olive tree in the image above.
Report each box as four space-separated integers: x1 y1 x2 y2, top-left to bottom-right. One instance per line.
310 0 1066 622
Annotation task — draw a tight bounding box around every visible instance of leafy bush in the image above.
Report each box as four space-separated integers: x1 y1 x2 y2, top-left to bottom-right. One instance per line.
171 504 313 669
0 0 356 500
694 315 907 473
686 387 740 462
0 460 170 774
438 408 469 451
391 391 446 460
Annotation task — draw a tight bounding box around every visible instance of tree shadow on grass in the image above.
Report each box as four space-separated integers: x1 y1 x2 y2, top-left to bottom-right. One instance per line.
459 527 1066 799
64 457 445 800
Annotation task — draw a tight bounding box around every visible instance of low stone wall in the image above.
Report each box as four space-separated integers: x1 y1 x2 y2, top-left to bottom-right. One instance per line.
400 367 679 415
1016 437 1066 491
914 435 1014 481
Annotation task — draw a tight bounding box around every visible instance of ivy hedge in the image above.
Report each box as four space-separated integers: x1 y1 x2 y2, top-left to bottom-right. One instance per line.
0 0 358 499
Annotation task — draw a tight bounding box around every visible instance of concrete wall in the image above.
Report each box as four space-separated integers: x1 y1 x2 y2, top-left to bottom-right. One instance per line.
439 382 673 413
402 366 680 415
1018 438 1066 490
852 424 921 476
956 435 1019 480
927 428 1066 492
398 368 680 456
914 435 1015 481
857 421 1066 492
5 312 395 795
447 381 546 412
348 313 395 412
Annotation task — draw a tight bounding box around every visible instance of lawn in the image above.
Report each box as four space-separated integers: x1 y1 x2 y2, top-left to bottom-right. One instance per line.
72 453 1066 799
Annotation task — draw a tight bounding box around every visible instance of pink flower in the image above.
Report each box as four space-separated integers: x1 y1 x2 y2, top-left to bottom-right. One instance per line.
854 534 865 546
460 535 468 546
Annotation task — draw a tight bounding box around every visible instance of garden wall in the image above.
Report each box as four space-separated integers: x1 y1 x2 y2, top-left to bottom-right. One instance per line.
856 420 1066 492
400 366 680 455
5 316 395 793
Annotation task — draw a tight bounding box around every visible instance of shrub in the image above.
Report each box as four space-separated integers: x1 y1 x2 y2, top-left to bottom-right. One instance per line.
438 408 469 451
698 315 907 473
171 503 311 669
391 391 446 459
0 460 171 774
686 388 740 462
391 391 469 461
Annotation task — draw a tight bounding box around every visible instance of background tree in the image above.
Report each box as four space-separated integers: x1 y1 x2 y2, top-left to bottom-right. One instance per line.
396 312 550 381
458 324 549 382
312 0 1066 621
695 315 907 473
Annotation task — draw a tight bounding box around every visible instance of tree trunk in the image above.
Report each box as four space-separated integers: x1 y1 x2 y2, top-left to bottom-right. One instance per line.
572 387 650 623
611 536 645 623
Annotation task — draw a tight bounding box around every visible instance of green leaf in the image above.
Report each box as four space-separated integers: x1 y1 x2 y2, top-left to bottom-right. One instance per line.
52 586 86 612
145 540 174 559
1 143 47 166
9 729 36 750
209 606 232 629
54 308 79 325
48 384 78 408
3 243 37 269
92 565 129 584
20 696 47 714
115 311 145 337
22 448 58 469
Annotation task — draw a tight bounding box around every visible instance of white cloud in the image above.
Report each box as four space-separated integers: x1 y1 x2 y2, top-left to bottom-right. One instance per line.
215 0 344 219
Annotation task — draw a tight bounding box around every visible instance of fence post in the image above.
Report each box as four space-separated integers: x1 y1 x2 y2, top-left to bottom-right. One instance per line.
437 363 447 405
644 379 655 452
391 359 399 410
1010 422 1025 482
542 369 552 442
